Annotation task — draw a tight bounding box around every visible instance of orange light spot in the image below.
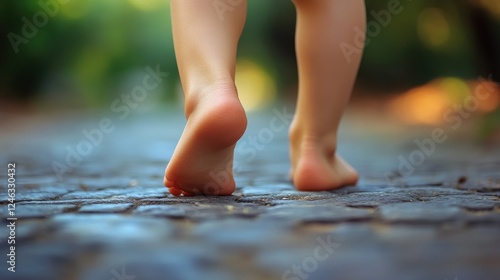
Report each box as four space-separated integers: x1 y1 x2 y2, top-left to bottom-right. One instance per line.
388 81 453 125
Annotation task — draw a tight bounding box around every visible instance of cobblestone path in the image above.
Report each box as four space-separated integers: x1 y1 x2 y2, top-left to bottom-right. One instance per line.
1 109 499 280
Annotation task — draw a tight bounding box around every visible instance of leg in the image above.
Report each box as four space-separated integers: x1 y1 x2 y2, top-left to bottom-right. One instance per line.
165 0 248 196
290 0 365 191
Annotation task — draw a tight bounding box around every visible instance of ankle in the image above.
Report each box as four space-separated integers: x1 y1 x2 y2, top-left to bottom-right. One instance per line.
289 122 337 153
184 80 237 118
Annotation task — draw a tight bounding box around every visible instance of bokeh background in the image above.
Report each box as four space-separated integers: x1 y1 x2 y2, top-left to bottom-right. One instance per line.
1 0 500 138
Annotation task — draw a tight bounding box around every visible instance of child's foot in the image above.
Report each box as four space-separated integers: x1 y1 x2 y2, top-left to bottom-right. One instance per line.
289 127 358 191
164 83 247 196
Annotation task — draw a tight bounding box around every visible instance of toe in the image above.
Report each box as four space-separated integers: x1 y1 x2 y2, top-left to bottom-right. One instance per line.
168 187 182 196
165 177 183 196
164 176 176 188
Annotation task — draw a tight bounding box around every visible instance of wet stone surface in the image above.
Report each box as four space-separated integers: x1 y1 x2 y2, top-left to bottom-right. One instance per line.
0 112 499 280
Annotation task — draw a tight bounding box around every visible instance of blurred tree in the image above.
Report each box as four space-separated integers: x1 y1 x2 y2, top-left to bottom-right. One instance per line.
0 0 499 113
0 0 177 107
466 0 500 82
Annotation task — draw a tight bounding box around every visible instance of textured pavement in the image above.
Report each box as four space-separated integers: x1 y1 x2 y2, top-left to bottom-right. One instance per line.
1 107 499 280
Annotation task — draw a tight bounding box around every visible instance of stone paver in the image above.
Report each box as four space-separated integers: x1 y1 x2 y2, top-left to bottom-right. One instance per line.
0 110 499 280
379 202 461 223
78 203 133 213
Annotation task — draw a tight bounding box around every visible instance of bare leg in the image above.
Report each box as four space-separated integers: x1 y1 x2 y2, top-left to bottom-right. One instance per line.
290 0 365 191
165 0 247 196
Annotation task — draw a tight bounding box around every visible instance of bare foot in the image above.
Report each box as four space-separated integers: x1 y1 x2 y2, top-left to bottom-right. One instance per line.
289 127 358 191
164 83 247 196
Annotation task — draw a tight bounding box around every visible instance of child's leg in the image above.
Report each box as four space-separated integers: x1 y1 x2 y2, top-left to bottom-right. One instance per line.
290 0 365 191
165 0 247 196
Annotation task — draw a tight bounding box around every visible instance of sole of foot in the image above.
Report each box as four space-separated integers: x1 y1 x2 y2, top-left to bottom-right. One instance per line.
164 84 247 196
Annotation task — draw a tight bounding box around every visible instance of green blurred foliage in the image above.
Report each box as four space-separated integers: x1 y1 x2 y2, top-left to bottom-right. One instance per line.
1 0 499 108
1 0 176 106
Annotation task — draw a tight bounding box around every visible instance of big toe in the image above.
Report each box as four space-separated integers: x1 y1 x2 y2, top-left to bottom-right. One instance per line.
164 177 181 196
